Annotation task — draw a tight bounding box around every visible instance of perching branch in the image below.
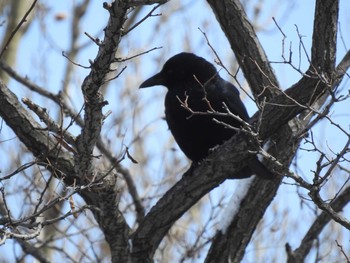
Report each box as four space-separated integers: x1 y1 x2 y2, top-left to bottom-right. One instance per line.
130 0 346 262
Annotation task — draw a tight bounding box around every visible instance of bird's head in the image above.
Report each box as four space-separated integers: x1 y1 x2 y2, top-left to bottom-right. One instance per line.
139 52 218 90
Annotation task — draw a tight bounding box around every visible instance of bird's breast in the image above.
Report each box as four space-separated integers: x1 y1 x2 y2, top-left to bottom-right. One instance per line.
164 88 235 161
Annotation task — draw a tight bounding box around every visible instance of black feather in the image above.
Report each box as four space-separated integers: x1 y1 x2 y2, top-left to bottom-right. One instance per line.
140 52 272 179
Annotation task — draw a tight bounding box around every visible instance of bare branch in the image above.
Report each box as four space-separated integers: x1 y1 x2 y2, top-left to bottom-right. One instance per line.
16 239 51 263
0 0 37 59
0 80 77 184
122 4 163 36
207 0 280 101
126 0 168 6
287 186 350 262
62 51 91 69
335 240 350 262
309 186 350 230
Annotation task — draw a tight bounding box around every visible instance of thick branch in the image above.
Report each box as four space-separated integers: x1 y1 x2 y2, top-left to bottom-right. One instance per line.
73 2 133 262
207 0 280 101
258 0 339 139
0 80 76 184
80 175 131 263
74 2 128 178
0 60 145 224
130 134 261 261
205 122 300 263
0 2 134 262
205 178 282 263
206 1 342 261
131 0 345 261
310 0 338 72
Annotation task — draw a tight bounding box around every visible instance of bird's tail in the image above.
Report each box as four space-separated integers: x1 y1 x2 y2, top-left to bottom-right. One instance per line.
234 158 274 180
249 158 274 179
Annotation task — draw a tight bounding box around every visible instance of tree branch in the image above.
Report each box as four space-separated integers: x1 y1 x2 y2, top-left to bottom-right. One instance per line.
72 2 133 262
75 2 128 179
131 0 345 262
207 0 280 101
0 60 145 223
16 239 51 263
286 186 350 263
0 80 77 184
207 1 343 261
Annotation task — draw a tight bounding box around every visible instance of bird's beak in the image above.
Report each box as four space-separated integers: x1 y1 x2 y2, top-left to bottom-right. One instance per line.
139 72 165 88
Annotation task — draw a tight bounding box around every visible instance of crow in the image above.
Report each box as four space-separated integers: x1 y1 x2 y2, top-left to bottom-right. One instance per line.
139 52 272 179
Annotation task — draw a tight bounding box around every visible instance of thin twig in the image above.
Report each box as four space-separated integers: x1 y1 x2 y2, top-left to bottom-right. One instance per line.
198 27 256 103
335 240 350 262
122 4 162 36
62 51 91 69
116 46 162 62
0 0 38 59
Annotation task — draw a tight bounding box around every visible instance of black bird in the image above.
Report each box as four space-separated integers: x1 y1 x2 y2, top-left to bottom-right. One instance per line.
140 52 272 179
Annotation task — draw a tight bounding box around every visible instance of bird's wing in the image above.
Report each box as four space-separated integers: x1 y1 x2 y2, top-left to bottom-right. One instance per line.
207 79 250 122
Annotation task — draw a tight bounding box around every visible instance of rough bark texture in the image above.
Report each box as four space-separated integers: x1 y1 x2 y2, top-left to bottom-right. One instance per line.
72 2 132 262
204 0 340 262
207 0 280 101
1 0 349 262
0 81 76 184
0 1 133 262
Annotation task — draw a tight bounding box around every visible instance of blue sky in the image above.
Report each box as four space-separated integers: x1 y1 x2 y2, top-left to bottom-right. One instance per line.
1 0 350 262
